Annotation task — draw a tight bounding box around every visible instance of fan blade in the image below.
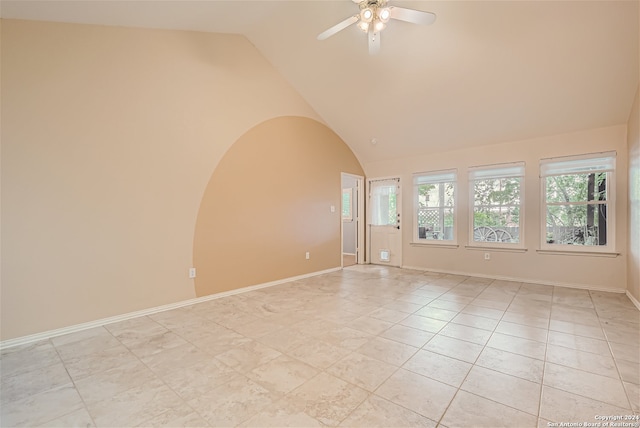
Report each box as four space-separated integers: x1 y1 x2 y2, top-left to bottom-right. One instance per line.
317 15 359 40
389 6 436 25
368 30 380 55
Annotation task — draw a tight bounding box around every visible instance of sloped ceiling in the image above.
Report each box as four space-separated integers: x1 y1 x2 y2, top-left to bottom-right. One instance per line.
2 1 638 162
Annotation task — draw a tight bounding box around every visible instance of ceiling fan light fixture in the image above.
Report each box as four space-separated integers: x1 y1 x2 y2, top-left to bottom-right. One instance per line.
360 8 374 22
358 21 370 32
374 20 386 32
378 7 391 23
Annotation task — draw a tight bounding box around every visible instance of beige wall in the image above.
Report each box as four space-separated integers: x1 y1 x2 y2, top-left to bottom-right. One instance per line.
193 116 363 296
0 20 328 340
364 125 629 291
628 86 640 302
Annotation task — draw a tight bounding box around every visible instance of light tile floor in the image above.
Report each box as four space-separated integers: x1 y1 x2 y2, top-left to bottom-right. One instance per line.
1 265 639 427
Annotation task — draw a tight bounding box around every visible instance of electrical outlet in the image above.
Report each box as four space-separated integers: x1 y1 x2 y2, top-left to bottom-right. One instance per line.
189 268 196 278
305 252 310 260
484 253 491 261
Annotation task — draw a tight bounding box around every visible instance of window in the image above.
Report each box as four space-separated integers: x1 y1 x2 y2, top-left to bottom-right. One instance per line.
469 162 524 245
540 152 616 251
413 169 456 242
369 179 398 226
342 188 353 221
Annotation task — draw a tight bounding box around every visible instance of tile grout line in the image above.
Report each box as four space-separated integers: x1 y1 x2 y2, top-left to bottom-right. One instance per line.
103 316 220 427
542 289 638 418
373 275 466 418
432 278 545 426
364 272 466 426
287 269 441 425
537 285 555 425
590 289 637 413
323 272 436 426
49 339 99 428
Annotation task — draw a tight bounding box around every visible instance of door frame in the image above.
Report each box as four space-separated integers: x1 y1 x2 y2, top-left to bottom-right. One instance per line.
341 173 365 267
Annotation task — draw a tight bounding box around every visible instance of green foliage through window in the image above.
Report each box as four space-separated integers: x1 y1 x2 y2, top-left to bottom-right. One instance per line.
544 172 608 246
472 177 521 243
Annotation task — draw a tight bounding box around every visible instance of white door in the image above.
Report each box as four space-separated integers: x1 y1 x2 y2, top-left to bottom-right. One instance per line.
368 177 402 267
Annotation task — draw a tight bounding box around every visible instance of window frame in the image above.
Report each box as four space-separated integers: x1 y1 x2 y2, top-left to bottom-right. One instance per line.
342 188 353 222
468 162 525 249
412 169 457 245
539 152 616 254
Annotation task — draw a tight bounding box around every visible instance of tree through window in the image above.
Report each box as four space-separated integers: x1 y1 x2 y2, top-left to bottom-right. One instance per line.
541 152 616 250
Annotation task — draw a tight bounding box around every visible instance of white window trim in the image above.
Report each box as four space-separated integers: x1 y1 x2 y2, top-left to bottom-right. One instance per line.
468 162 526 249
539 152 616 254
465 245 527 253
412 169 458 246
536 249 619 257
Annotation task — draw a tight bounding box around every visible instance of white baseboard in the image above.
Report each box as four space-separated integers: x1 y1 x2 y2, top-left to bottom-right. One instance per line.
0 267 342 350
626 290 640 310
401 265 627 294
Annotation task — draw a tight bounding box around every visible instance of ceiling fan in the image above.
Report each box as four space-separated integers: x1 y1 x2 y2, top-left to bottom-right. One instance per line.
317 0 436 55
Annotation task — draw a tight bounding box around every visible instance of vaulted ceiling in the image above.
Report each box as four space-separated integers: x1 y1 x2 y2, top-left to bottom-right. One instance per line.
2 1 638 163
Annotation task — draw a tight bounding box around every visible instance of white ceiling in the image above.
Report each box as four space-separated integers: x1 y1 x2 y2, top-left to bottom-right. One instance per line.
2 1 639 163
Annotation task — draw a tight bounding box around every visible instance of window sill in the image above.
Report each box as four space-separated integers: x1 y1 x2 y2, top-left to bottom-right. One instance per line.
465 245 527 253
410 242 459 249
536 249 619 258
